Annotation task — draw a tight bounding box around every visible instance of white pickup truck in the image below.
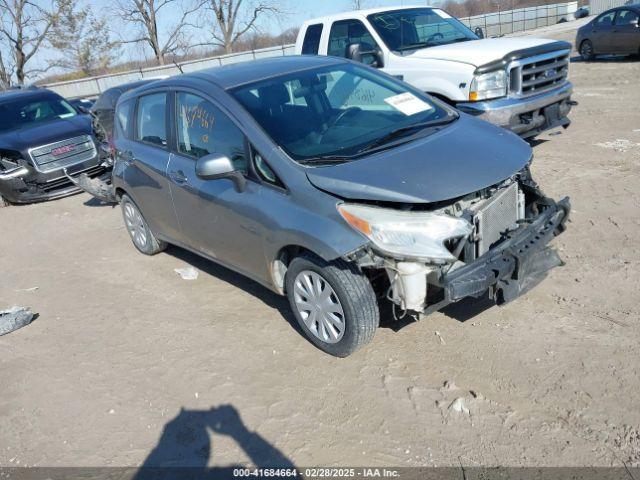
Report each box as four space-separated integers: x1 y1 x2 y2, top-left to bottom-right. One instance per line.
295 5 575 138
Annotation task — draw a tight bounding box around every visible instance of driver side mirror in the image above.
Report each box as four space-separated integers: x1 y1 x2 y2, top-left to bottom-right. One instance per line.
347 43 384 68
77 105 90 114
474 27 485 39
195 153 246 192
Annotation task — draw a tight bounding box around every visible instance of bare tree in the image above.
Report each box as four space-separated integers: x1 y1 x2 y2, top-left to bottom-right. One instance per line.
352 0 364 9
208 0 281 54
0 0 63 85
116 0 205 65
49 0 120 76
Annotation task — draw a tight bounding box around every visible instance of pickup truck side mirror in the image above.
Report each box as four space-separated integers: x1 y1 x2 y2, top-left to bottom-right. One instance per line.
195 153 246 192
347 43 384 68
474 27 485 39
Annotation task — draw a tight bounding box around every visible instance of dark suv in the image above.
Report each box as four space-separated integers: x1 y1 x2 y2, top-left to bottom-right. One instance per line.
0 88 105 205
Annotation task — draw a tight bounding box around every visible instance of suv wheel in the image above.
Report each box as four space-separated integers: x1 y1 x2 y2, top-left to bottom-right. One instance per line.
121 194 167 255
285 253 379 357
580 40 595 61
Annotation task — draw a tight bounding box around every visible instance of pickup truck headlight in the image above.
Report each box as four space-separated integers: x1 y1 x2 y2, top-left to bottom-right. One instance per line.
338 204 473 264
469 69 507 101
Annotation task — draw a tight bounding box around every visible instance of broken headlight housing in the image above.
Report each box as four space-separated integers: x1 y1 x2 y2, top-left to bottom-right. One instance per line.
338 204 473 264
469 69 507 101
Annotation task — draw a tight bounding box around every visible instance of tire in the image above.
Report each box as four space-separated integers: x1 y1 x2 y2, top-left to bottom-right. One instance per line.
285 253 379 357
580 40 595 61
0 194 8 208
120 194 166 255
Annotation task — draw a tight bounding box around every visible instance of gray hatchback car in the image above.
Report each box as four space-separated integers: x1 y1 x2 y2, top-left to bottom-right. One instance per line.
113 56 569 357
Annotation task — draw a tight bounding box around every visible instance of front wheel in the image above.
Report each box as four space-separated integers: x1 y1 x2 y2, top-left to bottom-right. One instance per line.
580 40 595 61
285 253 379 357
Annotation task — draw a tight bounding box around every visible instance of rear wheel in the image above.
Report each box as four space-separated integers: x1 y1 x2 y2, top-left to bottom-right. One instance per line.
580 40 595 61
0 194 7 208
285 253 379 357
120 194 166 255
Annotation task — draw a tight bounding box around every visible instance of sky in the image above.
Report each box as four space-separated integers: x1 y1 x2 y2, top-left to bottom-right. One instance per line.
5 0 437 81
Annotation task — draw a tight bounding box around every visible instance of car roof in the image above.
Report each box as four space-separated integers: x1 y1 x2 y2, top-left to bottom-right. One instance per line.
0 88 59 103
125 55 347 97
302 4 436 25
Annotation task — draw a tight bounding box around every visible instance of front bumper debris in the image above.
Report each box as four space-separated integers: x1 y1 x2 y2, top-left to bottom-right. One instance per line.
0 160 106 204
457 82 574 138
64 168 116 203
436 196 570 310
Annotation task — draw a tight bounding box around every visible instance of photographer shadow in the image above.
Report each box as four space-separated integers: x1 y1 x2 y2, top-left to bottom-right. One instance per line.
133 404 296 480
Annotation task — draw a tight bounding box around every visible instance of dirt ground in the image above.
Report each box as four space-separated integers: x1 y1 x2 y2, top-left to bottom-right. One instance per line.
1 22 639 470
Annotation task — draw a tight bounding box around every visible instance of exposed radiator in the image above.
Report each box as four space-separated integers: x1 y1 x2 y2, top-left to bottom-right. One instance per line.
474 182 521 256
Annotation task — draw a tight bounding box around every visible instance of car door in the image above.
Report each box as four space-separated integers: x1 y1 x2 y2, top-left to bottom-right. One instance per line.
591 11 617 53
122 91 181 241
166 90 266 277
612 9 640 54
327 19 383 68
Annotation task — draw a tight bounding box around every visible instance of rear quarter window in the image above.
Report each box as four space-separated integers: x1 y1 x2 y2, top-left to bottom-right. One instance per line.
115 98 135 139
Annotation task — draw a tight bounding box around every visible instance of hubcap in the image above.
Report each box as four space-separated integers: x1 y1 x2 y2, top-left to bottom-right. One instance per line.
293 270 345 344
582 42 592 57
124 202 147 249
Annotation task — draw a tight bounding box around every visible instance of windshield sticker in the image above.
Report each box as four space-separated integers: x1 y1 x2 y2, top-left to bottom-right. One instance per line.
384 93 434 116
434 9 452 18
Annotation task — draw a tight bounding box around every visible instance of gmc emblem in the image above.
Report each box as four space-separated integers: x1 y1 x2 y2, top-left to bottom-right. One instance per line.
51 145 76 156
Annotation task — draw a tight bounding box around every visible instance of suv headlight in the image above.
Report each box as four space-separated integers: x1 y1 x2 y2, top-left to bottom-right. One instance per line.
469 69 507 101
338 204 473 264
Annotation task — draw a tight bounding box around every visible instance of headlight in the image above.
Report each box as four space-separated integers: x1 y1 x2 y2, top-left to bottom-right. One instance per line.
338 204 473 264
469 69 507 101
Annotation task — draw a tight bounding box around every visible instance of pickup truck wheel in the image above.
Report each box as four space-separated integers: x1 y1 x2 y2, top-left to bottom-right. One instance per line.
121 194 166 255
285 253 379 357
580 40 595 61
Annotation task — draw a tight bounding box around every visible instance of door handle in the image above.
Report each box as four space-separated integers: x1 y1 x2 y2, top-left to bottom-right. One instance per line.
169 170 189 185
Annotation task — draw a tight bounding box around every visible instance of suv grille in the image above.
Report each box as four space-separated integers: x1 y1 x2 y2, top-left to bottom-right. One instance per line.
29 135 96 173
509 50 570 97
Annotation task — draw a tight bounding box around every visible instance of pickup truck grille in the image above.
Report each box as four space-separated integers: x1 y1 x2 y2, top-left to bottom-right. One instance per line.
29 135 97 173
509 50 570 97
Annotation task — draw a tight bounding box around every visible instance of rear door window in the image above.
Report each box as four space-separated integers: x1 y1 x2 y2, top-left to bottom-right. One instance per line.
135 93 167 147
302 24 323 54
595 11 616 27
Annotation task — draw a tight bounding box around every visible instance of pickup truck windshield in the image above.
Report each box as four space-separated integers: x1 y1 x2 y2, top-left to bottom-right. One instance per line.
0 96 77 133
231 63 455 163
368 8 478 51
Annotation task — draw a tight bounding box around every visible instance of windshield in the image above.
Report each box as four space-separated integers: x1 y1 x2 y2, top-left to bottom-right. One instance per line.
231 63 455 163
368 8 478 51
0 95 77 133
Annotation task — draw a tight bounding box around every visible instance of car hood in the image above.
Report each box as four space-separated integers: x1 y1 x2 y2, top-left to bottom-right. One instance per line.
305 115 532 204
405 37 559 67
0 115 93 154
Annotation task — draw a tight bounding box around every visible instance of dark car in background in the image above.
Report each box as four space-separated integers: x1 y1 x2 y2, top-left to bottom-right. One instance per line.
68 97 96 112
576 4 640 60
91 79 157 143
0 88 106 205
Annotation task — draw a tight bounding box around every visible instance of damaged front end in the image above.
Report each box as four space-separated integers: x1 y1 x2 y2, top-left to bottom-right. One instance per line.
63 114 117 204
0 148 107 204
340 167 570 316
